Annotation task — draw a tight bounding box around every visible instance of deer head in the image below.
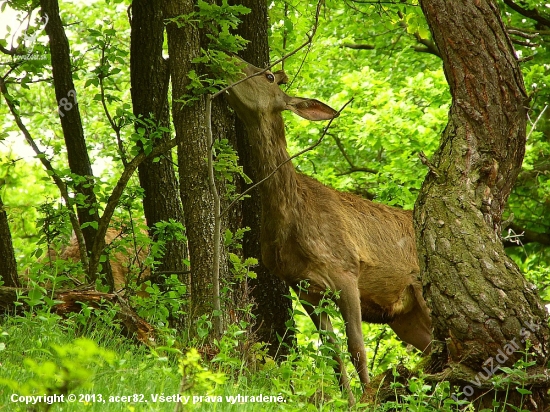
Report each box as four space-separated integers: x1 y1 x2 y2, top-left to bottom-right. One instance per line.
226 60 339 125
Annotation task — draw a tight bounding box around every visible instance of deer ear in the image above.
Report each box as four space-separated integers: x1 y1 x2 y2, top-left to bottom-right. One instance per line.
286 97 339 121
274 70 288 85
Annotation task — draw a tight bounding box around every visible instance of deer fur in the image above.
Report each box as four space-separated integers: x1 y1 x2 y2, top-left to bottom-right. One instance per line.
226 59 432 405
46 227 149 292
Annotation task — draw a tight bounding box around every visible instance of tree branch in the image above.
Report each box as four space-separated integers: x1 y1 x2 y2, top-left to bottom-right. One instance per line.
329 133 378 176
503 0 550 28
507 28 540 39
98 36 128 167
398 11 441 58
0 44 19 56
412 32 441 57
510 38 538 47
336 167 380 176
507 25 550 35
205 94 222 338
341 42 375 50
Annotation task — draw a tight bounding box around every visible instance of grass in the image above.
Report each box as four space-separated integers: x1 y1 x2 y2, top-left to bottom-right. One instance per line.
0 292 422 412
0 292 541 412
0 311 350 411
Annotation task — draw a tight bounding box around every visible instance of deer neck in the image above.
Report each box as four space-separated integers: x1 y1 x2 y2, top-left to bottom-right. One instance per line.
247 114 300 232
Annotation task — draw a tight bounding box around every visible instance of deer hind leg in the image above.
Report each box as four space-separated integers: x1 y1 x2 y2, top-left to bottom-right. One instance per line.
388 283 432 354
292 286 356 407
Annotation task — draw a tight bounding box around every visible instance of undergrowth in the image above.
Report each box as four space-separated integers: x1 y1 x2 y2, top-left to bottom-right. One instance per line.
0 284 543 412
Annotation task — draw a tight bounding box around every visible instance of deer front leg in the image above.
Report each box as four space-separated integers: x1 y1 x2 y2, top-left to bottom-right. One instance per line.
336 282 370 402
293 286 356 407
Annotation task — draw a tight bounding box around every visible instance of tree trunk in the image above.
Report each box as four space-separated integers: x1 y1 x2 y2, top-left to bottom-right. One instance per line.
164 0 216 322
0 193 19 288
415 0 549 408
40 0 113 286
130 0 187 278
232 0 293 358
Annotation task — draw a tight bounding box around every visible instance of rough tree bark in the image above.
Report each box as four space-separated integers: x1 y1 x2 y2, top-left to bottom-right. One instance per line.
40 0 113 286
0 193 19 288
164 0 216 322
415 0 549 408
130 0 187 279
231 0 294 358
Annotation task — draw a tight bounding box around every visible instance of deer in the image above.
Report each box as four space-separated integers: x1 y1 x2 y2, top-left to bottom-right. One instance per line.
44 227 150 293
225 58 432 406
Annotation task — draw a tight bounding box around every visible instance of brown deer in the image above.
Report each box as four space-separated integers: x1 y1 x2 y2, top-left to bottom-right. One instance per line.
44 227 150 292
225 59 432 405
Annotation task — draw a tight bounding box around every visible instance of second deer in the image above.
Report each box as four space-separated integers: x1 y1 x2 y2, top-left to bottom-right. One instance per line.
225 58 432 405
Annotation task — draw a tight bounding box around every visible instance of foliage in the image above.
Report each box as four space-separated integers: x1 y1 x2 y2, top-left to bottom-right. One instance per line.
132 275 188 328
169 0 250 104
0 0 549 410
214 138 252 202
269 0 448 209
1 293 545 411
1 338 116 403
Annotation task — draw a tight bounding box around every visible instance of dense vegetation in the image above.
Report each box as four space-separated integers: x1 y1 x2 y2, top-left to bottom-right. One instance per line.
0 0 548 410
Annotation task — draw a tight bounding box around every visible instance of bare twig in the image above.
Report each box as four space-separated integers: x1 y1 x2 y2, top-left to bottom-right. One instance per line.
507 25 550 35
507 28 539 39
337 167 379 176
504 223 550 247
510 38 538 47
518 54 535 63
527 104 548 140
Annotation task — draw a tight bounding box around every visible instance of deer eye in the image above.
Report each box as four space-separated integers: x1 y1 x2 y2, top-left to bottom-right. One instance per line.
265 73 275 83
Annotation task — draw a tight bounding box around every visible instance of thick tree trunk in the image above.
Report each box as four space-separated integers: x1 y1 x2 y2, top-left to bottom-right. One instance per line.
164 0 216 321
130 0 187 278
232 0 293 358
0 193 19 287
40 0 113 286
416 0 549 408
